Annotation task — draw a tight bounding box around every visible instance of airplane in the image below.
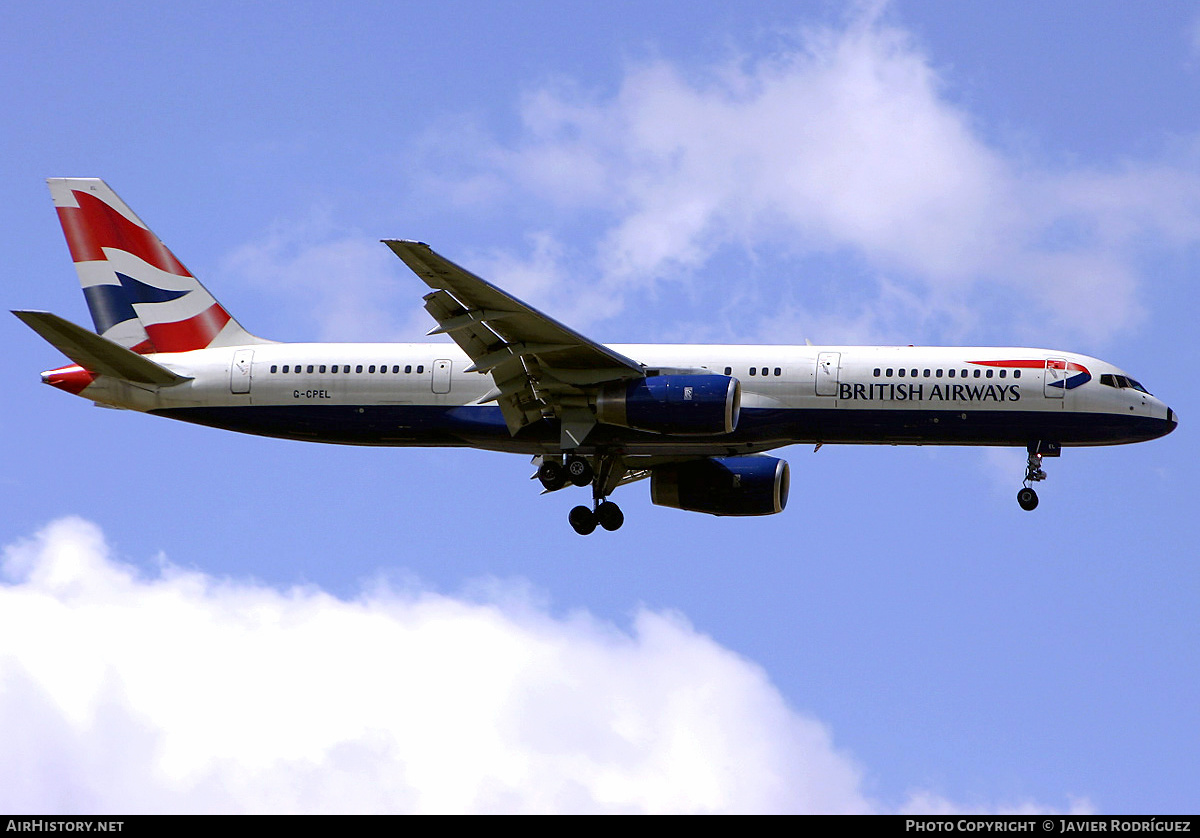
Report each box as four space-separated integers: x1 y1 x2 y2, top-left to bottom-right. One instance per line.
15 178 1178 534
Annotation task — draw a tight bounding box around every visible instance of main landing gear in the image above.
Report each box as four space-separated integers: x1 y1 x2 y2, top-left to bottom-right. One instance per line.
536 454 593 491
1017 445 1050 511
537 454 625 535
568 500 625 535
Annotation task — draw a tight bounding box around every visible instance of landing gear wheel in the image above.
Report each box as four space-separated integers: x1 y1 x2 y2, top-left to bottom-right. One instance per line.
596 501 624 532
569 505 597 535
566 456 594 487
1017 487 1039 511
537 460 567 491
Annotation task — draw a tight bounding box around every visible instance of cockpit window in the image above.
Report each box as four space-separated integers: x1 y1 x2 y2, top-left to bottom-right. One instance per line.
1100 373 1152 394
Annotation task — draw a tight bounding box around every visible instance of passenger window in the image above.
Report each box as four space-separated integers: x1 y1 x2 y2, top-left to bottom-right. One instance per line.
873 368 880 377
898 368 905 377
305 365 312 373
986 369 993 378
923 369 930 378
936 369 943 377
331 365 338 374
886 368 893 377
405 365 412 374
393 365 400 373
774 368 781 377
973 369 981 378
417 365 424 374
356 365 363 374
999 369 1006 378
319 365 326 374
948 369 955 378
270 365 278 374
1014 370 1020 379
724 366 732 376
911 369 917 377
749 368 756 376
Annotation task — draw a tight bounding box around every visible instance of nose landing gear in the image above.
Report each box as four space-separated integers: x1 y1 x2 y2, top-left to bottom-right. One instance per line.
1017 446 1050 511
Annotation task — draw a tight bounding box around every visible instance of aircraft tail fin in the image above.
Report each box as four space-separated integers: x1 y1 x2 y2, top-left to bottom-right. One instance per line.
47 178 264 353
13 310 192 386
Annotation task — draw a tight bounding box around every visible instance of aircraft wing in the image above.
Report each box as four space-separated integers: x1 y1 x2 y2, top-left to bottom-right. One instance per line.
384 240 644 443
13 310 192 386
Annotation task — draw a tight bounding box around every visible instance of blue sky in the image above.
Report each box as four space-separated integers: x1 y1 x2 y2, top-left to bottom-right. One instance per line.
1 0 1197 813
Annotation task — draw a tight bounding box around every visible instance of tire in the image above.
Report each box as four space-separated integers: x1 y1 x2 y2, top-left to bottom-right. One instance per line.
596 501 624 531
569 505 597 535
1017 487 1039 511
538 460 566 491
566 456 594 487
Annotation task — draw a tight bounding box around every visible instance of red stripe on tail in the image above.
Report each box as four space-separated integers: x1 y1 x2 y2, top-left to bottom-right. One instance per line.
57 190 192 277
142 304 231 352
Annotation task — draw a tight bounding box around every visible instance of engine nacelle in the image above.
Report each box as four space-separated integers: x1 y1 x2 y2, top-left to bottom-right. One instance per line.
650 456 790 516
595 375 741 435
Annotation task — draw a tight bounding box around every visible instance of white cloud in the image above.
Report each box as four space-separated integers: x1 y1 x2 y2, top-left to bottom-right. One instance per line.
461 231 632 330
223 210 430 343
426 6 1200 346
0 518 1090 814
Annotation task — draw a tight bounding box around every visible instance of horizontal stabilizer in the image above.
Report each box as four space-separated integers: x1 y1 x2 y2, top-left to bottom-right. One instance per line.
12 310 192 386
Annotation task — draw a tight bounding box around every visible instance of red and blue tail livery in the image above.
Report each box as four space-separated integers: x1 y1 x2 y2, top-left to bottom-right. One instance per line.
47 178 257 354
16 178 1177 531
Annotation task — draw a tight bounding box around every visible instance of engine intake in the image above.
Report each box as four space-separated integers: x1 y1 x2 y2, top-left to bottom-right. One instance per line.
595 375 741 435
651 456 790 516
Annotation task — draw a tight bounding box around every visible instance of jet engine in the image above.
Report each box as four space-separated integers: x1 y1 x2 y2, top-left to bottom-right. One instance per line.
650 455 790 516
595 374 741 435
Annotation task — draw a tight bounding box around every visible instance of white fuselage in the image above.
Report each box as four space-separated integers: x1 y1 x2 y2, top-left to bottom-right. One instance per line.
70 342 1176 457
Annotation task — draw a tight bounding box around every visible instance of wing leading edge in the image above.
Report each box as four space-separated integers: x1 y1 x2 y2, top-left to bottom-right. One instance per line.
384 240 644 445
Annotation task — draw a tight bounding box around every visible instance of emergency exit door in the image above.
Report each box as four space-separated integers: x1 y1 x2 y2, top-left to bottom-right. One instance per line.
432 359 452 394
230 349 253 394
1044 358 1067 399
816 352 841 396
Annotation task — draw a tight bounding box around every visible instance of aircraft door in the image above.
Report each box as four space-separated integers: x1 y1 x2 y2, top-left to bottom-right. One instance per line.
1044 358 1066 400
231 349 253 394
432 359 452 394
816 352 841 396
